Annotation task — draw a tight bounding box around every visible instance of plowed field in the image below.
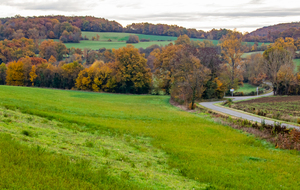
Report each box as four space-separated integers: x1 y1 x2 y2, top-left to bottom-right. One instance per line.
232 96 300 123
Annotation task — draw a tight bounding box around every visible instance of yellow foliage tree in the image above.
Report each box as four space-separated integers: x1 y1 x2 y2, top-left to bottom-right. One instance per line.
6 61 25 86
113 45 152 93
220 30 244 89
29 65 37 86
175 35 190 45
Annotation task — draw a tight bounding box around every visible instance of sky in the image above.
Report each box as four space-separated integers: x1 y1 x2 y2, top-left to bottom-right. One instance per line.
0 0 300 33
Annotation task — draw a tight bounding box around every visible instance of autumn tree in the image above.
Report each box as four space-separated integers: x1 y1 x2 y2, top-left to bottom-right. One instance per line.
113 45 152 93
263 38 295 94
152 44 182 94
6 60 24 86
244 53 266 86
29 65 37 86
171 45 211 108
220 30 244 89
0 63 7 84
76 61 116 92
61 61 83 89
175 34 190 45
48 55 57 64
277 64 295 95
39 40 67 61
126 35 139 43
196 47 226 99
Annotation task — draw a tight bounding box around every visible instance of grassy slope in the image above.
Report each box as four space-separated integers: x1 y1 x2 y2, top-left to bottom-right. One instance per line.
0 134 141 190
236 83 258 93
0 107 204 189
0 86 299 189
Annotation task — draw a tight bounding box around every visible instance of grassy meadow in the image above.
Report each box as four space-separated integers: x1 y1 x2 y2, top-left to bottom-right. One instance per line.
0 85 300 189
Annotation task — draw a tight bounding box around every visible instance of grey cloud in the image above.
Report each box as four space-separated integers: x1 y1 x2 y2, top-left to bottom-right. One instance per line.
116 2 141 9
0 0 97 12
112 7 300 23
248 0 264 4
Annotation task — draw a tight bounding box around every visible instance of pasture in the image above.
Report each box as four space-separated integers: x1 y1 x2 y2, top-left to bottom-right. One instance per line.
232 96 300 124
0 85 299 189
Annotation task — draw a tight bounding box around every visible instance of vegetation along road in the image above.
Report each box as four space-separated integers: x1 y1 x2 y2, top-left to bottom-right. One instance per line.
200 92 300 129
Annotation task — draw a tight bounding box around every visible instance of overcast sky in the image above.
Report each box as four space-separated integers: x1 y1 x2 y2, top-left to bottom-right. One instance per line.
0 0 300 32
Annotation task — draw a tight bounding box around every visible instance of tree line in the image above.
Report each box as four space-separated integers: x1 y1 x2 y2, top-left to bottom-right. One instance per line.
0 33 300 109
0 15 239 42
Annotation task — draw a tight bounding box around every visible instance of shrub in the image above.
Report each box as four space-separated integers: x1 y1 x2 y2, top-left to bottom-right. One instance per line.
126 35 139 43
297 118 300 124
223 98 233 107
140 38 150 42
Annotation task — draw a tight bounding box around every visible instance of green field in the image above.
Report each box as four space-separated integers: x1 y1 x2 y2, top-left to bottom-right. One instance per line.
50 32 271 50
236 83 258 93
64 40 174 50
241 51 264 58
293 59 300 71
62 32 220 50
0 86 299 189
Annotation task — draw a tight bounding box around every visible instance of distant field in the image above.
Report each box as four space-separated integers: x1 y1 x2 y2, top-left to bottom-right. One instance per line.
243 42 271 46
82 32 178 42
43 32 271 50
0 85 299 189
62 32 220 50
241 51 264 58
236 83 258 93
64 40 174 50
293 59 300 71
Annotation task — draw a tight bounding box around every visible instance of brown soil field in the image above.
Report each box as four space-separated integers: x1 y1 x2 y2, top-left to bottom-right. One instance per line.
232 96 300 124
236 96 300 104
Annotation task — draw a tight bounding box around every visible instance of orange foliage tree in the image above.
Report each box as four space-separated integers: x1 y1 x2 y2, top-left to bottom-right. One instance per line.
39 40 67 61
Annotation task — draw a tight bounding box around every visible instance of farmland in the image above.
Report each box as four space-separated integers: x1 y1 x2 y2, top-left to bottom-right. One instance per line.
0 86 300 189
63 32 219 50
232 96 300 124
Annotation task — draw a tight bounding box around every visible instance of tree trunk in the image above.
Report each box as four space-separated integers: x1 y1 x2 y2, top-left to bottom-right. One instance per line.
191 88 196 109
